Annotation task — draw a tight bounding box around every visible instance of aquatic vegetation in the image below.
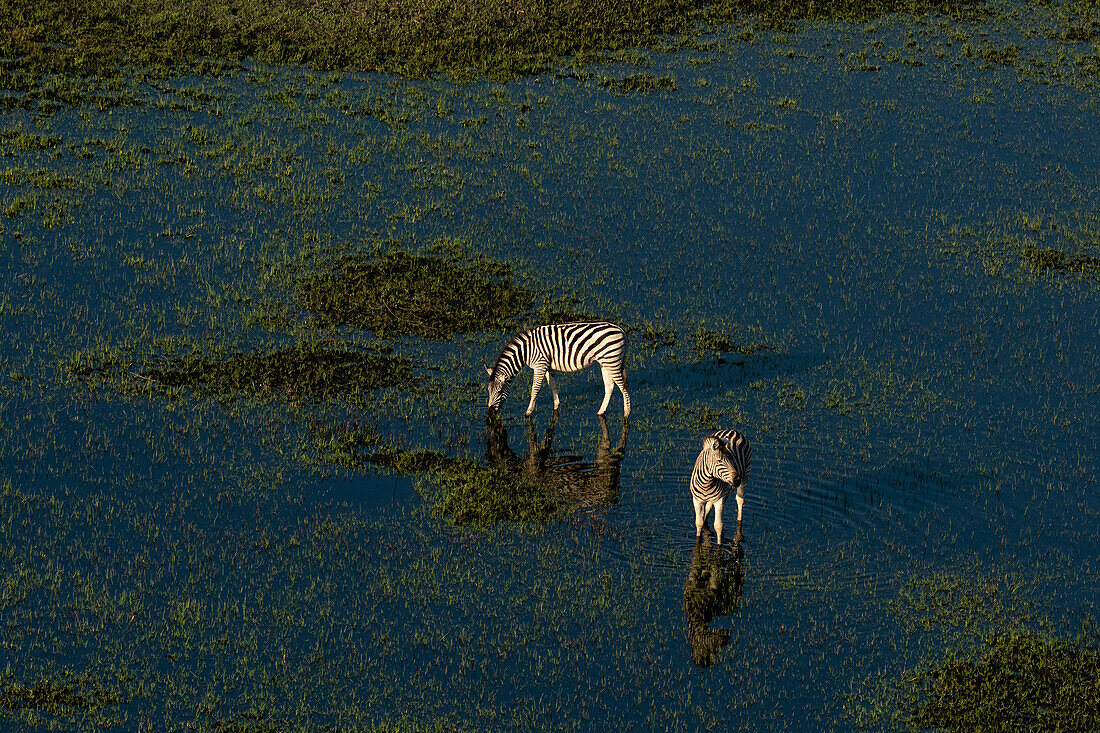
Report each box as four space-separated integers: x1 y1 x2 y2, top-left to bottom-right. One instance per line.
1021 244 1100 276
0 0 987 85
937 215 1100 284
893 570 1014 632
600 74 678 93
0 668 135 730
690 325 773 359
132 343 416 403
295 244 535 339
632 322 774 362
893 631 1100 731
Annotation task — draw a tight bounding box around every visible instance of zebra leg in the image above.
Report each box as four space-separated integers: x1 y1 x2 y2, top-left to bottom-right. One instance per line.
545 370 560 411
713 498 725 545
597 365 614 415
693 496 706 538
526 364 546 416
615 373 631 419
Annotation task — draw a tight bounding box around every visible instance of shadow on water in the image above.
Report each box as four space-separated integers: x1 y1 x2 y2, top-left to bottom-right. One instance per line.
684 527 746 668
644 351 827 390
483 412 628 518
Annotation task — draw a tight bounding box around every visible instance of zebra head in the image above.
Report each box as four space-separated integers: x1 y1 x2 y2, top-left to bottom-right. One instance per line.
486 367 509 412
702 436 738 485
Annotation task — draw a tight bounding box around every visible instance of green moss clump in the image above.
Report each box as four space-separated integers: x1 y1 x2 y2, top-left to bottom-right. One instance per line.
140 343 415 402
1021 245 1100 275
895 631 1100 731
295 249 535 340
364 447 565 527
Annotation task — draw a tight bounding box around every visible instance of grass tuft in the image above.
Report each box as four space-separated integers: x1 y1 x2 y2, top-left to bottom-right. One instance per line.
295 245 535 339
139 343 416 402
895 631 1100 731
1021 244 1100 276
0 0 986 82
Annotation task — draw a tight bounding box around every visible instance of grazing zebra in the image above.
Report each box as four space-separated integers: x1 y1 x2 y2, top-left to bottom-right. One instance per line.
486 321 631 418
689 430 751 545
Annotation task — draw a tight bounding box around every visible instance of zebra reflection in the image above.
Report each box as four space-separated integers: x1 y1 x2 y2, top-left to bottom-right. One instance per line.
683 525 745 668
484 413 628 510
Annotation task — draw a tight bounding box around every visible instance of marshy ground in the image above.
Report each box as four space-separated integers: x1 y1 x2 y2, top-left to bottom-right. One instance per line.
1 0 1099 730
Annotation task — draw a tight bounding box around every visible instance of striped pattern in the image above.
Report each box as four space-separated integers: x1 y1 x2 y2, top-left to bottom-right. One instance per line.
486 321 631 417
689 430 751 544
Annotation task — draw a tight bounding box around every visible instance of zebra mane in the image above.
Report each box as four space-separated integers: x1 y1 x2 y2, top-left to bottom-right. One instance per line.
489 330 528 382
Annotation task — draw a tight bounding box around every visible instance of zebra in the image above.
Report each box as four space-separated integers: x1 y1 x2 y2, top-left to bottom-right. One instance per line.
486 321 631 418
689 430 751 545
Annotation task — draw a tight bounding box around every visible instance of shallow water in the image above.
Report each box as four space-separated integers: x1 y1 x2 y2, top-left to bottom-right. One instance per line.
1 6 1099 731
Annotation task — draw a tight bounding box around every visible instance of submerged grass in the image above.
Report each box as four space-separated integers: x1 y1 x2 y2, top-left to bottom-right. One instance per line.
0 668 134 729
142 344 414 402
1021 244 1100 276
938 217 1100 284
894 631 1100 731
295 245 535 339
600 74 678 92
74 343 417 403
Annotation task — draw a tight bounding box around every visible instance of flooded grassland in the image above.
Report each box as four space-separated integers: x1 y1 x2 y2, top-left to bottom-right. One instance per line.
1 0 1099 730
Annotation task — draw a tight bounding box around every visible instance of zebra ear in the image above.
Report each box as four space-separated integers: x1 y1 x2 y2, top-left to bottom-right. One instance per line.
485 366 493 377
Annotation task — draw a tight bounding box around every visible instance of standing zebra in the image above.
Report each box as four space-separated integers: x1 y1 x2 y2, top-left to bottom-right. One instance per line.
689 430 751 545
486 321 631 418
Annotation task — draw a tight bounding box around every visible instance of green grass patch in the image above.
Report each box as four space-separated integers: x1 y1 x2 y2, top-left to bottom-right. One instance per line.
0 0 985 83
633 322 775 362
600 74 677 92
0 668 134 728
0 167 83 189
295 245 535 339
1021 244 1100 276
937 219 1100 283
135 343 416 403
894 631 1100 731
690 325 773 359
